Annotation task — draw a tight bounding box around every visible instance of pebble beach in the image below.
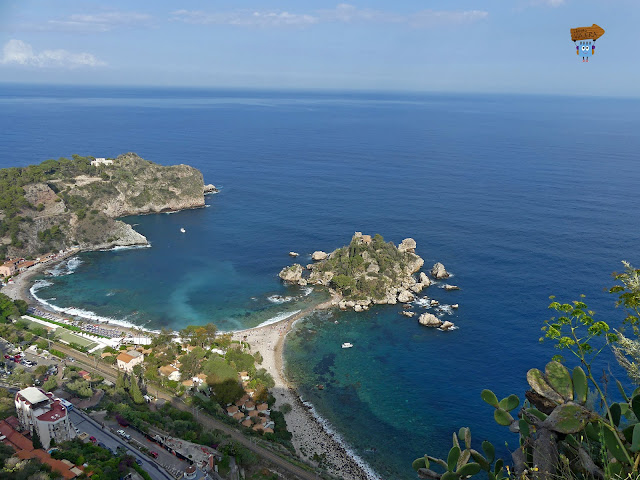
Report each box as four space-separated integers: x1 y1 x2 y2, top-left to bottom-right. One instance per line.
232 300 377 480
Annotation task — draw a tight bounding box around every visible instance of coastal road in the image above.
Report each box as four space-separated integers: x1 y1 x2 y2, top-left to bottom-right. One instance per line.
69 409 175 480
48 342 323 480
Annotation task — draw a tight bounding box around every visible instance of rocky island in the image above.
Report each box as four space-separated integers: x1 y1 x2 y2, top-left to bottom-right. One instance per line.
279 232 454 321
0 153 213 258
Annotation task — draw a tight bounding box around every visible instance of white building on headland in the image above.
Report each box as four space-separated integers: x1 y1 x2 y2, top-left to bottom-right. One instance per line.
91 157 113 166
14 387 74 449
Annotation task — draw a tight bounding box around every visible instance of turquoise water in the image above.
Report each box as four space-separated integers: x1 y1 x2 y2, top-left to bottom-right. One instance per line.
2 85 640 478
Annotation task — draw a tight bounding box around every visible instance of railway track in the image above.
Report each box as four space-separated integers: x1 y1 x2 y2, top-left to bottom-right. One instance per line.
45 340 323 480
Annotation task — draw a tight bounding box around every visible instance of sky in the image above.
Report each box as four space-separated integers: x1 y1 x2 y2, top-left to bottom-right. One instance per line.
0 0 638 96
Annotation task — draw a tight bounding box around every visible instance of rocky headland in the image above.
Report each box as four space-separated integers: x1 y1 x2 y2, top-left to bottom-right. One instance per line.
0 153 213 257
279 232 457 329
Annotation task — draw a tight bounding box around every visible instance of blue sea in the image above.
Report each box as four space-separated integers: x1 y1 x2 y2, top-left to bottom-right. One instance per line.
1 84 639 479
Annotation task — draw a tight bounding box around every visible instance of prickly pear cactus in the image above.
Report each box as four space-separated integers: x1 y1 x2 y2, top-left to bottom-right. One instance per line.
412 428 506 480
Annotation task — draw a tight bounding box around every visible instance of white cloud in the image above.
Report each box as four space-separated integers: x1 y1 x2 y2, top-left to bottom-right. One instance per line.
409 10 490 27
319 4 402 23
171 9 318 27
170 4 488 29
24 11 152 33
0 39 105 68
529 0 566 6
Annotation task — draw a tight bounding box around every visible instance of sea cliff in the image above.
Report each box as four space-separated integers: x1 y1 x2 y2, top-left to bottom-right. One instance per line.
0 153 211 257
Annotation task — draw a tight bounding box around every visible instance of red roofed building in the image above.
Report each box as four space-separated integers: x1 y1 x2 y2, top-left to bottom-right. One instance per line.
0 419 82 479
15 387 74 449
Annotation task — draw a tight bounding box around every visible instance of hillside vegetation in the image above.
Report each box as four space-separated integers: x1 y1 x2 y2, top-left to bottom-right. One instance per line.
0 153 206 258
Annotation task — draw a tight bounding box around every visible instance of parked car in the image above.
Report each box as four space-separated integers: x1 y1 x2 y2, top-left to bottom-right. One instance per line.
135 458 142 466
89 436 97 444
149 451 158 459
98 442 107 449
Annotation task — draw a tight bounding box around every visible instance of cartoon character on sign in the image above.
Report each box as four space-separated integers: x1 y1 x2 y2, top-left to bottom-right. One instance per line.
576 40 594 62
571 24 604 63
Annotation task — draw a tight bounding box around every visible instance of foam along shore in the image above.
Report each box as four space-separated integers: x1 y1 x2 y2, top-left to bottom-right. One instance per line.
6 254 375 478
232 296 380 480
1 254 157 339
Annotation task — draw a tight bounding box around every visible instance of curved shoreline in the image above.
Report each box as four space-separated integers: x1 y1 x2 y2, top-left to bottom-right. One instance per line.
3 259 376 479
232 294 380 480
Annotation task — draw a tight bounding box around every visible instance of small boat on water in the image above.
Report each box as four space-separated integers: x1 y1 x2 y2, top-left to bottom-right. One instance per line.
180 228 186 233
342 342 353 349
316 384 324 390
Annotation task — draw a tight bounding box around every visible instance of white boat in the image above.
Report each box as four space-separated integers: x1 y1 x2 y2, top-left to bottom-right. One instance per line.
341 342 353 349
180 228 186 233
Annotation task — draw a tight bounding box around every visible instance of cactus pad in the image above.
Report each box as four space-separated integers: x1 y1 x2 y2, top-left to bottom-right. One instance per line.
543 402 591 434
498 394 520 412
481 389 499 408
602 427 630 464
545 361 573 400
494 408 514 426
527 368 564 404
572 366 588 404
457 463 481 477
482 441 495 463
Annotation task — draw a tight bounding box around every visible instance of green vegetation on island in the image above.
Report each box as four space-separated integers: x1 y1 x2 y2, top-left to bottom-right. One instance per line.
0 153 207 259
280 232 428 308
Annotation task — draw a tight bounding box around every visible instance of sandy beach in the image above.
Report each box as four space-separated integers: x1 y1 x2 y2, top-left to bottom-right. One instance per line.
233 295 376 480
1 261 50 303
5 257 374 478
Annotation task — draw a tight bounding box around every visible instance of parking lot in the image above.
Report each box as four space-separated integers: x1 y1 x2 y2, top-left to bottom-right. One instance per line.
69 409 176 480
0 338 62 381
93 411 191 478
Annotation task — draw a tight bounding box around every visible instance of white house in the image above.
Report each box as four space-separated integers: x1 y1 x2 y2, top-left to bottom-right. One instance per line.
14 387 74 449
116 350 144 373
91 158 114 166
158 364 181 382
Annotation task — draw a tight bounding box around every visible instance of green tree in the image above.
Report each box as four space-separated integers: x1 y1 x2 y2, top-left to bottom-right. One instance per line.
0 293 19 322
42 377 58 392
129 376 145 404
13 299 28 315
179 323 217 348
179 351 202 380
209 379 244 405
31 428 42 449
115 373 126 393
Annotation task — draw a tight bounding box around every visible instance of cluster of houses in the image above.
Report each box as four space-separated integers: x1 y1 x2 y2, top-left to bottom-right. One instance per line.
0 249 80 281
226 395 275 434
0 255 50 278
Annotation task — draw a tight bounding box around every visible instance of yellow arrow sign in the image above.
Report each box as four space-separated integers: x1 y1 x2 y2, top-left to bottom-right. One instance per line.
571 24 605 42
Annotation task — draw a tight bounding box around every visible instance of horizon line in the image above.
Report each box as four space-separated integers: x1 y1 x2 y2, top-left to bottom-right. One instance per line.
1 81 639 101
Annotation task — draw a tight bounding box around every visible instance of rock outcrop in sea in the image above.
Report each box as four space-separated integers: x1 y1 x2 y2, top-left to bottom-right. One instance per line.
431 262 450 279
281 233 435 310
312 251 328 261
280 232 459 330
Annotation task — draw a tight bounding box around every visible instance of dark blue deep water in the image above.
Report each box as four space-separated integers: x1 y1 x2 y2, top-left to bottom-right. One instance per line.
1 85 639 479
